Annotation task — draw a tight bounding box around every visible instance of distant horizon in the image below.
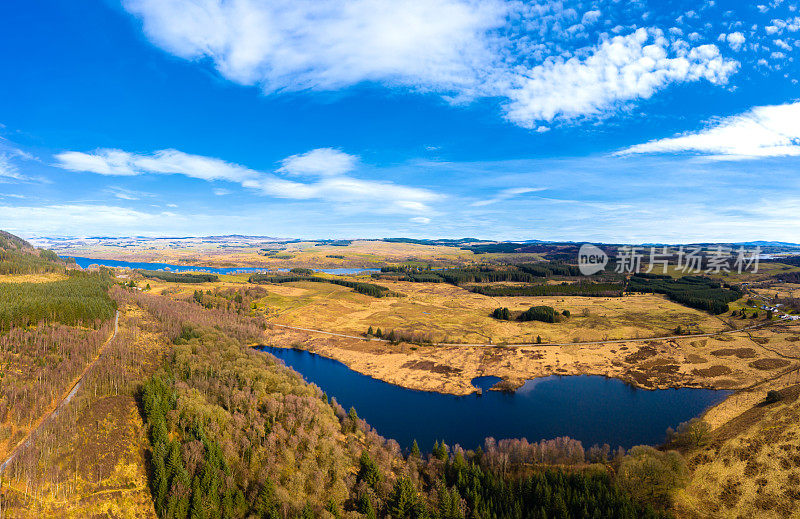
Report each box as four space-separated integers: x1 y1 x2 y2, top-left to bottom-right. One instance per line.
18 232 800 249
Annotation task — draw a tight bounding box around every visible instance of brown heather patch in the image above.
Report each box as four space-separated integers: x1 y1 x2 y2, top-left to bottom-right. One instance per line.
400 359 462 375
692 365 733 377
749 358 791 370
624 345 657 363
711 347 757 359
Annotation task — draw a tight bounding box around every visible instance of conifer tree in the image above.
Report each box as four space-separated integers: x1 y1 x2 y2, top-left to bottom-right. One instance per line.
410 439 421 458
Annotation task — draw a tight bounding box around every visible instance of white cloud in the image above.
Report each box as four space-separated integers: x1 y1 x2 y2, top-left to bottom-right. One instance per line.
616 102 800 160
57 148 257 182
212 188 231 195
278 148 358 176
773 39 793 51
410 216 431 224
726 31 745 50
472 186 545 206
122 1 739 126
581 10 601 25
503 29 738 126
123 0 507 93
55 147 440 214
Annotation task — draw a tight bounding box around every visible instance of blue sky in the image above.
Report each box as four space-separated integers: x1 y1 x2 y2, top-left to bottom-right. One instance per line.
1 0 799 242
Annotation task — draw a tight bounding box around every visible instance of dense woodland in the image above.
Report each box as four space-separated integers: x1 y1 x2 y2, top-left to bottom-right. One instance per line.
0 271 116 332
377 265 623 298
0 320 114 450
378 266 540 285
774 271 800 283
471 282 624 297
249 274 394 298
139 269 220 283
0 241 118 453
191 286 269 313
0 230 65 275
626 274 741 315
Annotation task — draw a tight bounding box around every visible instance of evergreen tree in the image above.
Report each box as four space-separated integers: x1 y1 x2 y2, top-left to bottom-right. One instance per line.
388 477 418 519
410 439 421 458
357 451 383 490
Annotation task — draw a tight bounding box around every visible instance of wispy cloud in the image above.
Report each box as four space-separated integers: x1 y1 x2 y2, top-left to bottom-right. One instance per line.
0 153 50 184
0 154 25 182
122 0 738 126
616 102 800 160
104 186 155 200
0 204 183 235
472 187 545 206
55 147 441 215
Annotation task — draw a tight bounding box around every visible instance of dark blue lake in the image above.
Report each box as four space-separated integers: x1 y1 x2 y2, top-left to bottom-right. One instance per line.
67 256 379 276
262 346 731 451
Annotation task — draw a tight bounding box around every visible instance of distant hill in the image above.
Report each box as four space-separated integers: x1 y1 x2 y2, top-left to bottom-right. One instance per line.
0 229 66 275
0 230 33 251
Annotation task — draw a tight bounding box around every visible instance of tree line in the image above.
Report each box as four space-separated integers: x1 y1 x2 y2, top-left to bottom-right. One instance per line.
472 282 624 297
138 269 219 283
249 274 395 298
626 274 741 315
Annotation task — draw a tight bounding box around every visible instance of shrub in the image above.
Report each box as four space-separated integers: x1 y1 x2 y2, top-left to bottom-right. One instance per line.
765 390 783 404
491 307 511 320
518 305 558 323
618 446 688 509
668 418 711 449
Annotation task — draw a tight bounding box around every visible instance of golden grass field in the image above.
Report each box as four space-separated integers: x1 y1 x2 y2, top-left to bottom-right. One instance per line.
676 376 800 518
148 274 727 344
132 272 800 398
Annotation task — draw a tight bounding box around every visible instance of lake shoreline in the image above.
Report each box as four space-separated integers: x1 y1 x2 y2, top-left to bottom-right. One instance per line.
259 344 732 451
260 333 747 396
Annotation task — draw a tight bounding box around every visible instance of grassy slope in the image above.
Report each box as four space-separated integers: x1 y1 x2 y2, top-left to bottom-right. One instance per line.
676 384 800 518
